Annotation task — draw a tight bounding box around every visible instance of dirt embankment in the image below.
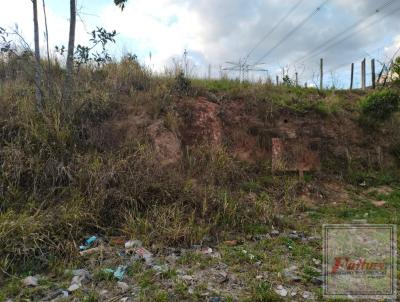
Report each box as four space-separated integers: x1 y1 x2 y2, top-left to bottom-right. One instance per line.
94 96 397 171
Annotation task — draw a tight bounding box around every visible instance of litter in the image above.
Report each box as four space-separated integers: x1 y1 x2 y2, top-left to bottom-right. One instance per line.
125 239 142 249
79 246 105 256
102 265 127 281
133 247 153 264
79 236 97 251
22 276 39 287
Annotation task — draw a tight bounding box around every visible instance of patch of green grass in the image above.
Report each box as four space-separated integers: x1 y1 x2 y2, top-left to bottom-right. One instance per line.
247 281 284 302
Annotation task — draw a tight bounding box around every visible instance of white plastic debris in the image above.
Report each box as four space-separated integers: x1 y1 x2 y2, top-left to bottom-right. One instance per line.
22 276 39 287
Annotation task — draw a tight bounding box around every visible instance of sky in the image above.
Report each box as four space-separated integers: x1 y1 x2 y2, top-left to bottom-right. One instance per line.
1 0 400 88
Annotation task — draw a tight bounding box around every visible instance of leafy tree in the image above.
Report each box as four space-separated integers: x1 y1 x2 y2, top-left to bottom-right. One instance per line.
114 0 128 11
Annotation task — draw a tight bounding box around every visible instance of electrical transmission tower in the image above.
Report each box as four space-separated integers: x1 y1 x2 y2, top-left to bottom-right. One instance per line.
223 58 268 82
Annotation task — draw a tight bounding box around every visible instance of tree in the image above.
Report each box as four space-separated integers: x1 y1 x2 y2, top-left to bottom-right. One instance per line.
32 0 43 108
114 0 128 11
63 0 76 103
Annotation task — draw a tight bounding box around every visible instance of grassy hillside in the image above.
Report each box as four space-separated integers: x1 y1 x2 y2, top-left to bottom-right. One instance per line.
0 56 400 301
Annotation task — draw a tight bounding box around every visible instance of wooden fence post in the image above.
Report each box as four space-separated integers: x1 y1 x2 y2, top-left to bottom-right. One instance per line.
295 72 298 86
371 59 376 89
276 75 279 86
350 63 354 90
320 58 323 90
361 58 366 90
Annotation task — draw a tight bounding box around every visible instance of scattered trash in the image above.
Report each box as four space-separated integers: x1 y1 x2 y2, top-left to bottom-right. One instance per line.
359 181 367 187
68 269 90 292
103 265 127 281
125 239 142 249
109 236 126 246
134 247 153 264
275 285 288 297
79 246 105 256
200 247 213 254
152 264 169 273
79 236 97 251
22 276 39 287
117 281 130 292
290 290 297 297
224 240 238 246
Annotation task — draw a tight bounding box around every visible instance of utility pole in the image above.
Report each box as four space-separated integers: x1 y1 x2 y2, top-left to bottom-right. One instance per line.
320 58 323 90
350 63 354 90
361 58 366 90
208 64 211 80
276 75 279 86
371 59 376 89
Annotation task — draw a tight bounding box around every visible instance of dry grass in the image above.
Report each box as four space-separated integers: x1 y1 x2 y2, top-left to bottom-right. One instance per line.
0 54 399 283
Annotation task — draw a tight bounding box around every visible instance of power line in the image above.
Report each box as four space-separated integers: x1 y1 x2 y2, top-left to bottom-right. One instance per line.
297 0 396 63
243 0 304 64
252 0 331 66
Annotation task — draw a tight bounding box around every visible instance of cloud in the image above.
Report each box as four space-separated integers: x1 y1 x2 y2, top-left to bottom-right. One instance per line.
2 0 400 86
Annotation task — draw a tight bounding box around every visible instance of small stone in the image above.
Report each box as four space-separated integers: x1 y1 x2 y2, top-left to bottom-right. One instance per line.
22 276 38 287
67 283 80 292
290 290 297 297
302 291 312 299
182 275 193 281
275 285 288 297
288 233 299 240
311 276 323 285
312 258 321 266
270 230 280 237
117 281 130 292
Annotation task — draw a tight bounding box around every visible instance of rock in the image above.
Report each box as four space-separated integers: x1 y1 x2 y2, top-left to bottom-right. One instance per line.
209 297 222 302
67 283 80 292
312 258 321 266
311 276 323 285
302 291 313 299
275 285 288 297
283 266 301 282
182 275 193 282
270 230 280 237
22 276 39 287
117 281 130 292
216 271 228 284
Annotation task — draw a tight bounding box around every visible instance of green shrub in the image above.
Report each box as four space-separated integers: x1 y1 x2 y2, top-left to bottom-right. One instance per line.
360 89 400 120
